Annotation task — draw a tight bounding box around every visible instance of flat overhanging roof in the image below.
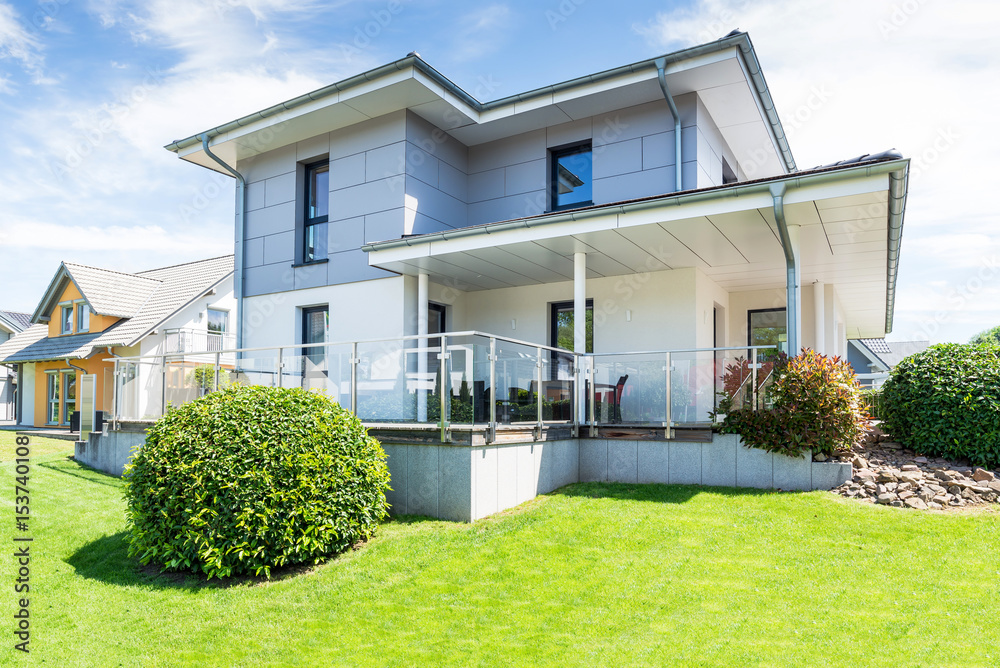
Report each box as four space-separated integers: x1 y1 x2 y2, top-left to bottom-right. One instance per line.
165 32 794 181
364 159 909 339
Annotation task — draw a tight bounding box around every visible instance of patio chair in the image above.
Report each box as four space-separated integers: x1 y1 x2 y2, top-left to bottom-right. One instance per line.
610 374 628 423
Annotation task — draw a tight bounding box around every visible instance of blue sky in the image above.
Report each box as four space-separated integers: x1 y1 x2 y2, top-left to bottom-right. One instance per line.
0 0 996 344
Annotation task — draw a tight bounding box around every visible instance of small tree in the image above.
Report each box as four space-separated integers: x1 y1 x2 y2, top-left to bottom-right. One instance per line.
718 349 869 457
186 364 229 396
970 325 1000 346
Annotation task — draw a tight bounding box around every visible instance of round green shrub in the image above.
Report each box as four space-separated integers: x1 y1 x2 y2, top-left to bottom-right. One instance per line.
123 384 391 579
880 343 1000 468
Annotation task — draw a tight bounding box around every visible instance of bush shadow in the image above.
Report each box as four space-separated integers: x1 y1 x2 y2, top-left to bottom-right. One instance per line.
66 532 334 591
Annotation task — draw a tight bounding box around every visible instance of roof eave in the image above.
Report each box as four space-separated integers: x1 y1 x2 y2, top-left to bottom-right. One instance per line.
163 32 795 173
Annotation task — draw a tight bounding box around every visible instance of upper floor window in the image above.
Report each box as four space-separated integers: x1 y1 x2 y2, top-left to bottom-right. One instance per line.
76 303 90 332
206 308 228 352
303 160 330 263
60 305 73 334
207 308 228 334
550 142 593 212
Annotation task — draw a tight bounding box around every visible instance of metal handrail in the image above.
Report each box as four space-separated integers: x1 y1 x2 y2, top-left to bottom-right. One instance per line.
109 331 779 440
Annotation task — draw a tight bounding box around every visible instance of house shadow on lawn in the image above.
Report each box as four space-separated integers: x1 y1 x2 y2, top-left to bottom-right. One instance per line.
66 532 333 591
37 457 124 488
552 481 785 505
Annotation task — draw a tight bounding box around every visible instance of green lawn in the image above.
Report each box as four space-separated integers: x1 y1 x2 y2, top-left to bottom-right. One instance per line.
2 431 999 667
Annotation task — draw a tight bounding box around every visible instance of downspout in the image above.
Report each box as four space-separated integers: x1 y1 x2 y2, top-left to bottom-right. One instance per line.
200 133 246 351
770 182 799 355
654 57 684 192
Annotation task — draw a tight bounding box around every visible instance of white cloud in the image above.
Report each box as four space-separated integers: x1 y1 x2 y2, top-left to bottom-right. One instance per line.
0 2 48 86
634 0 1000 343
450 4 512 60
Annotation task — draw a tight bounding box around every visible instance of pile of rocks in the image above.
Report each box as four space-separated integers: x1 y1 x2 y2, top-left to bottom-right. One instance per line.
829 426 1000 510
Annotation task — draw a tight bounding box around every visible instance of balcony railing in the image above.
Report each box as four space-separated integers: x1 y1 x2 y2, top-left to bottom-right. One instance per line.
163 329 236 355
107 331 776 442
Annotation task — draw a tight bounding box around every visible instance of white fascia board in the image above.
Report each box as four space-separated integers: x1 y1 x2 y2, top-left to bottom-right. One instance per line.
661 46 740 76
410 69 479 124
551 68 658 105
783 173 889 206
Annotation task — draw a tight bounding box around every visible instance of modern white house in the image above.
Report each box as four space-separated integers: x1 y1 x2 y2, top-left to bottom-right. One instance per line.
164 30 905 366
0 256 235 430
0 311 31 421
92 31 908 520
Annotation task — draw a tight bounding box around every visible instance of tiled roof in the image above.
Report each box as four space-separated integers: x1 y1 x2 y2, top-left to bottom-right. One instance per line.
0 255 233 364
0 311 32 331
63 262 162 318
0 326 102 363
856 339 930 369
91 255 234 347
859 338 891 355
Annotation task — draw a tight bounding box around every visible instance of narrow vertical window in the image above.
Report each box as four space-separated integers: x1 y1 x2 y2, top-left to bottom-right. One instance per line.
550 142 593 211
76 303 90 332
303 161 330 263
207 308 228 351
301 306 329 390
61 305 73 334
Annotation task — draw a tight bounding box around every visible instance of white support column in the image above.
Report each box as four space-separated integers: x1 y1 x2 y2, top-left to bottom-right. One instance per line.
574 253 586 353
813 280 825 355
787 224 802 355
417 272 429 422
574 252 587 426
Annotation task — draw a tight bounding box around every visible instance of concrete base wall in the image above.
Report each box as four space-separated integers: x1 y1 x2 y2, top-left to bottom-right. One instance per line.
77 428 851 521
75 429 145 477
580 434 850 492
382 439 578 522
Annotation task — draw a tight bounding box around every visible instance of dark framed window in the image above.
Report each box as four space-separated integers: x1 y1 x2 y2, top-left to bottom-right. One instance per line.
301 306 329 387
302 306 328 349
550 142 593 211
303 160 330 263
550 300 593 353
748 308 787 358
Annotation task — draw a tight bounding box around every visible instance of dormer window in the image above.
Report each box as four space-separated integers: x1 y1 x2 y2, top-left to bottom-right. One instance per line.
60 305 73 334
550 142 593 212
76 303 90 332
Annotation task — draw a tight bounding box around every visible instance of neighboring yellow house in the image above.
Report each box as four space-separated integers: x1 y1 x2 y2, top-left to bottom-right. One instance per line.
0 256 234 429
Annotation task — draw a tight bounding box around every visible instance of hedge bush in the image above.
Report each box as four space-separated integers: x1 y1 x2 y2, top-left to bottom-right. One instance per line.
718 350 869 457
123 384 391 579
880 343 1000 468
